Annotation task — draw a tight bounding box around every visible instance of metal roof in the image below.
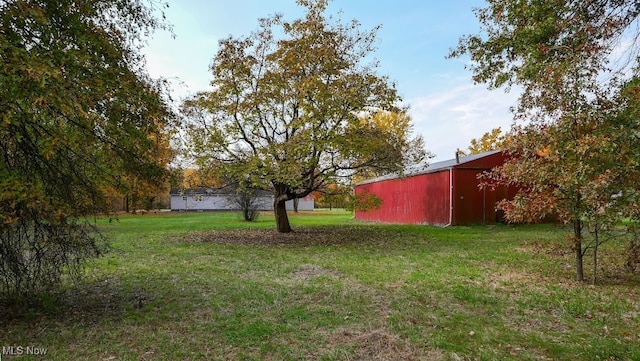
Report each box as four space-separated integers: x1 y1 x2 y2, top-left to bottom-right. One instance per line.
356 150 503 185
169 187 272 197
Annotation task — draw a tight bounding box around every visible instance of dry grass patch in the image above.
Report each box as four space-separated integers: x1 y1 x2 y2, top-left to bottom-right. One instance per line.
326 328 444 361
291 264 342 280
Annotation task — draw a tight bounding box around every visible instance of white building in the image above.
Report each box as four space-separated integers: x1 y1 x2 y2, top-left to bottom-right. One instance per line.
169 188 314 212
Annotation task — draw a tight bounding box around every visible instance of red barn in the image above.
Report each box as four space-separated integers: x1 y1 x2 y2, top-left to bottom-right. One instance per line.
354 150 517 226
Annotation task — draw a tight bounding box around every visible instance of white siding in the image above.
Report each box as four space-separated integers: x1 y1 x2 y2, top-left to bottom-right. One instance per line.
285 195 314 211
170 193 314 211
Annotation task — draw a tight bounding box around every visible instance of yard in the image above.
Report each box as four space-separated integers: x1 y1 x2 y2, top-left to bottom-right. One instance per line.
1 210 639 360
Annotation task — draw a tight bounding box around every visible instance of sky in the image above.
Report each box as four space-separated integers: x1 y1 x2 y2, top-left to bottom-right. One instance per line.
142 0 521 161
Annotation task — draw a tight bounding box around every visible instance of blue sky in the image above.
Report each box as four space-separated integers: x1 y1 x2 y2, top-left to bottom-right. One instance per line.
142 0 520 160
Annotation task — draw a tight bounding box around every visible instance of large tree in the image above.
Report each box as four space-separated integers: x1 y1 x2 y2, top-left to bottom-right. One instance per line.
451 0 640 282
0 0 174 298
184 0 426 233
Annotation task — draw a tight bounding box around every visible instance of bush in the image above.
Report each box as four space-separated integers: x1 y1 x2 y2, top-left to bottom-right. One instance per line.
232 188 262 222
238 208 260 222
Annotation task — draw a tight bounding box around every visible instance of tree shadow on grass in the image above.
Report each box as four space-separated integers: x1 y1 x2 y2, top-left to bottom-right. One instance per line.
179 224 431 248
0 275 167 327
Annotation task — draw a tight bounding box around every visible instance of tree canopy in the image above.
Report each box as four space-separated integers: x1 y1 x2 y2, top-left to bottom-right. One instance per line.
451 0 640 282
184 0 426 233
0 0 174 297
458 127 508 156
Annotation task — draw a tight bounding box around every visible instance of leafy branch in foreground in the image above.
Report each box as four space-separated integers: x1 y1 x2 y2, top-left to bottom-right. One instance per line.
0 0 174 299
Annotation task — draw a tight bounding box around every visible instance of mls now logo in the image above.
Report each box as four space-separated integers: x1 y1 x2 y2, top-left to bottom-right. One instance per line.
2 345 48 358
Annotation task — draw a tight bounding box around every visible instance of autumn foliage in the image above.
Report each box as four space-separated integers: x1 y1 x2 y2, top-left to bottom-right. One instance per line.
0 0 174 298
458 127 509 156
183 0 426 233
453 0 640 282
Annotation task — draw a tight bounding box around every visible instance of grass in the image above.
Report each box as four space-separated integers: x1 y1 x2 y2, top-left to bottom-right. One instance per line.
1 209 639 360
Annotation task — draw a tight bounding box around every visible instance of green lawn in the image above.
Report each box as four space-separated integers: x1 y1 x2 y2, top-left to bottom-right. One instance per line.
2 210 639 360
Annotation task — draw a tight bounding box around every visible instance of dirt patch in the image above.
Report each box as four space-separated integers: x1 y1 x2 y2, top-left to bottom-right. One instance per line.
519 240 570 257
179 225 418 248
326 328 444 361
484 269 552 289
291 264 341 280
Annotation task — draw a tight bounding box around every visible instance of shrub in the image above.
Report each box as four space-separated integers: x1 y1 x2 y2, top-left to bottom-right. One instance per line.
233 189 261 222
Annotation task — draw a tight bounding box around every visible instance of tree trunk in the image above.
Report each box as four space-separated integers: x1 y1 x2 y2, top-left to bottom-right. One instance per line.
293 198 299 213
273 197 292 233
592 236 599 285
573 219 584 282
274 198 292 233
592 220 599 285
273 184 293 233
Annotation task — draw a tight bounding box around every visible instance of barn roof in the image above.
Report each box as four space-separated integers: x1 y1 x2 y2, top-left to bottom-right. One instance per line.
356 150 503 185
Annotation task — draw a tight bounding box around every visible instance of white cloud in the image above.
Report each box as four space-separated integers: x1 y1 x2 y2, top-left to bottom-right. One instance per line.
407 84 520 160
142 29 218 102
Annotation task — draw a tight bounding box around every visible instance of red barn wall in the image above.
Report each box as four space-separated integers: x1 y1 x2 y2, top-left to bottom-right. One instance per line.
451 152 513 225
355 151 518 226
355 170 451 225
452 168 492 225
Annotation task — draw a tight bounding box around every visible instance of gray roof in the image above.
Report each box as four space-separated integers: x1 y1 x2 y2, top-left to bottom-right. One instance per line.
170 187 272 197
356 150 502 185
